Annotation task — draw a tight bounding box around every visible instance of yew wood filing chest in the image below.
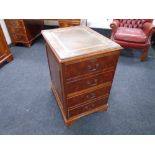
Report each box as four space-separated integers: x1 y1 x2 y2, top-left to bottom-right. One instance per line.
42 26 122 126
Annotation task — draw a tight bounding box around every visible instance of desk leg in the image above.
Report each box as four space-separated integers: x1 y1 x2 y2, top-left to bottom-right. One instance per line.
25 43 31 47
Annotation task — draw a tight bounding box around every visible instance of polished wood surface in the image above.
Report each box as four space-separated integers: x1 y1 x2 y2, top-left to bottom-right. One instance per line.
0 25 13 65
5 19 80 47
42 26 122 126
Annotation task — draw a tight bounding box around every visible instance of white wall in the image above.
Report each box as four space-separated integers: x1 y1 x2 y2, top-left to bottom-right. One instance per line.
0 19 12 44
87 19 112 29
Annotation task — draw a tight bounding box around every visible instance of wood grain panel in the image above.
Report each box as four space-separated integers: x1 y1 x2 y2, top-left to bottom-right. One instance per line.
64 53 119 79
65 70 114 94
68 96 108 118
0 25 13 65
67 85 111 108
46 43 64 104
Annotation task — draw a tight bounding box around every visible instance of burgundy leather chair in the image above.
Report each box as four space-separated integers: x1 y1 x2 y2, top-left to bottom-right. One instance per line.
110 19 155 61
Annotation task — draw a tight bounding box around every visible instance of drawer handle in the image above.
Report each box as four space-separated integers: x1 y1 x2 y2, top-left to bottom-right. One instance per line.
84 104 95 111
87 63 100 72
87 79 98 86
86 93 96 99
84 106 89 110
96 63 100 68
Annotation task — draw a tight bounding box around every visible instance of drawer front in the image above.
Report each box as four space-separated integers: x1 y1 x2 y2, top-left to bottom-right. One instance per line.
66 70 114 94
65 54 119 79
12 34 28 42
6 20 24 28
10 27 26 35
68 97 108 118
67 85 111 108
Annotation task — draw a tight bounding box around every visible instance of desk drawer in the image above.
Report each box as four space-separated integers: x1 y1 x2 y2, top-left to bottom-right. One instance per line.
65 53 119 79
11 27 26 35
66 70 114 94
68 97 108 118
5 20 24 28
12 34 28 42
67 85 111 108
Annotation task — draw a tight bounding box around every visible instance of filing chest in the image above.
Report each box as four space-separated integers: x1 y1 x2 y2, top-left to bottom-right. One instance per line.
42 26 122 126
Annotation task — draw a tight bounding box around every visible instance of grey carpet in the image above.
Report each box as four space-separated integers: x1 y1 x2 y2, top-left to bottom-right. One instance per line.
0 28 155 135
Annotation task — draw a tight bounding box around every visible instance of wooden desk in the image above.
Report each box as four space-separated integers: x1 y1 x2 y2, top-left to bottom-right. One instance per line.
42 26 122 126
5 19 81 47
0 25 13 65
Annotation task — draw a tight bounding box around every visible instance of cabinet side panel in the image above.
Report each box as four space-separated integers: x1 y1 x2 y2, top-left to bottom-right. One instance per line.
0 25 13 64
45 43 64 104
0 26 10 55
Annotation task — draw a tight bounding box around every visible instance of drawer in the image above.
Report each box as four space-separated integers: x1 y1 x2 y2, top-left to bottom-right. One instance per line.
11 27 26 35
67 85 111 107
68 97 108 118
64 53 119 79
66 70 114 94
6 20 24 28
12 34 28 42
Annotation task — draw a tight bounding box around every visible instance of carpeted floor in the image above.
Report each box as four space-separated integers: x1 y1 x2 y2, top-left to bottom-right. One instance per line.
0 28 155 135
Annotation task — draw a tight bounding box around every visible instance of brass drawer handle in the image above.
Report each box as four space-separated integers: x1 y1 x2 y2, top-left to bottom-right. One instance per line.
96 63 100 68
87 65 92 70
91 103 95 108
83 103 95 111
86 93 96 99
87 63 100 72
87 79 98 86
84 105 89 110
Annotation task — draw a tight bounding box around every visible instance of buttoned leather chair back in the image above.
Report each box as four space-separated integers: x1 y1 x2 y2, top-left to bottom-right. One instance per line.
118 19 153 29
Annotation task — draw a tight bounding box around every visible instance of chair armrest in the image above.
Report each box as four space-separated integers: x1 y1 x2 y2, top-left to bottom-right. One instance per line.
110 20 119 33
143 22 155 36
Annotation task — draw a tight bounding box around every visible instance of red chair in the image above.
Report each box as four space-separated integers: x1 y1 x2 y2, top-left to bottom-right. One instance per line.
110 19 155 61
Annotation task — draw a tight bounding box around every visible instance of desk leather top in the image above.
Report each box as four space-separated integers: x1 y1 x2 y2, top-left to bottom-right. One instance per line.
42 26 122 61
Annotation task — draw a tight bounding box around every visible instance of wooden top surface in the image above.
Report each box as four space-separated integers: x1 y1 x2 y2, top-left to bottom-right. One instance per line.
42 26 122 61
